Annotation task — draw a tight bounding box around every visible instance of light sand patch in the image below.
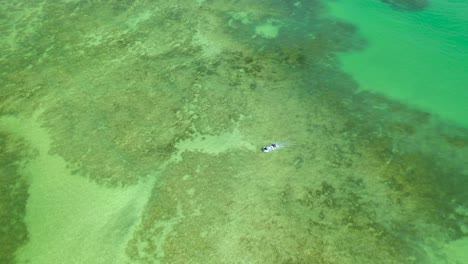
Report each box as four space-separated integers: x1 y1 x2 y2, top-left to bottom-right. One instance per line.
255 19 282 39
0 113 154 264
444 237 468 262
172 127 256 162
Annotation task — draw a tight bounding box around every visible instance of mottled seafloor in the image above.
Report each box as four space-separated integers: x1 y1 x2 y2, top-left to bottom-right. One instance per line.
1 0 467 263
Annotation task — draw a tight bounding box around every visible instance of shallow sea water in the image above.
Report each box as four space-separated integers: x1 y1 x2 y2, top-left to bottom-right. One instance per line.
1 1 467 263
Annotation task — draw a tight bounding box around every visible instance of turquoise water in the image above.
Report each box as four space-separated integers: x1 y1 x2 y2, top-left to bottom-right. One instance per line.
1 1 467 263
329 0 468 127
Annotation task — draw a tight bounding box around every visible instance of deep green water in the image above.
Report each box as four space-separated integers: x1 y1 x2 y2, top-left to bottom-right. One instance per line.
1 1 467 263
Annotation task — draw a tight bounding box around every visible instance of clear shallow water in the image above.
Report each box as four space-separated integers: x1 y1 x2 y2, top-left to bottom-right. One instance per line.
329 0 468 127
1 1 467 263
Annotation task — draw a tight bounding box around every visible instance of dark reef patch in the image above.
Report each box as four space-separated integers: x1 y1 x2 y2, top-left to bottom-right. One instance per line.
0 132 32 264
42 81 190 187
382 0 428 11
